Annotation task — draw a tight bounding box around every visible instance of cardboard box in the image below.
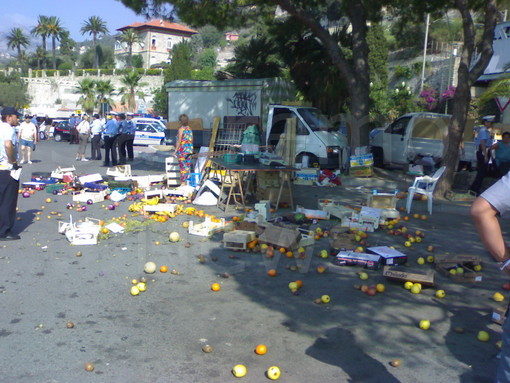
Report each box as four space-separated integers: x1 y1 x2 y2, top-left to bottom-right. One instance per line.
383 266 435 286
294 168 319 185
256 187 292 205
256 172 281 189
334 251 382 270
350 154 374 167
434 254 483 283
492 307 507 325
367 246 407 266
258 224 301 249
349 165 373 177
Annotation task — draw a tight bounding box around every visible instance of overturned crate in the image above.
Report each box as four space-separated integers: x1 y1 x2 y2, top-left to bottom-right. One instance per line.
434 254 483 283
223 230 257 251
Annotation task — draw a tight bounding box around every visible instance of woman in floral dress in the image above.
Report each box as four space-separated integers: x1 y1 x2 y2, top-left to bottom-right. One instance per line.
175 114 193 185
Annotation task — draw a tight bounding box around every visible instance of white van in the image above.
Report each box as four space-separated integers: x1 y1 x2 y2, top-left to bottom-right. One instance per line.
266 105 348 169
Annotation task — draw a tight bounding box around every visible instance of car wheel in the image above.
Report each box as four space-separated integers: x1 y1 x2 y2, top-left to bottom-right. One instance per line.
54 133 62 142
296 153 320 168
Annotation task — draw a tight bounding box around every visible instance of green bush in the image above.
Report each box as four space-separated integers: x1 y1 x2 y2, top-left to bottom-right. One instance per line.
84 69 98 75
393 65 413 80
136 68 145 75
45 70 56 77
101 69 114 75
146 68 163 76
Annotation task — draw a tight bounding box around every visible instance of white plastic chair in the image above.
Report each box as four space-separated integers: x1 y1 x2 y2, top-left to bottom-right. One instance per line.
406 166 446 215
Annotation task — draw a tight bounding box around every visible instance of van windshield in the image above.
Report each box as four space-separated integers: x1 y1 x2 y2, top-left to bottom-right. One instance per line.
298 108 334 132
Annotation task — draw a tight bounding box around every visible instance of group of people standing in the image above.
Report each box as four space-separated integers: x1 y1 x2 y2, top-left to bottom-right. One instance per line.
68 111 136 166
470 115 510 196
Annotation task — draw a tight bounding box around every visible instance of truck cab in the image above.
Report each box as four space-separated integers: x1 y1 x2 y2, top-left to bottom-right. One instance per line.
266 105 348 169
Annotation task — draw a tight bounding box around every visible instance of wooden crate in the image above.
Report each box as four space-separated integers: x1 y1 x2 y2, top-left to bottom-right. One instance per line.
258 224 301 249
223 230 257 251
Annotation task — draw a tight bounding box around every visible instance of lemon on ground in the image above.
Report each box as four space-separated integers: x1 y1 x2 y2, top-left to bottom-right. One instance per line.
493 292 505 302
404 281 414 290
478 331 490 342
410 284 421 294
232 364 247 378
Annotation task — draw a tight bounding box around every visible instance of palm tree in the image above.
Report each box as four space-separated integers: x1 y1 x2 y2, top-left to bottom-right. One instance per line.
31 15 49 68
478 74 510 107
76 78 96 115
95 80 116 114
81 16 108 69
118 70 147 112
119 28 141 68
45 16 65 70
7 28 30 66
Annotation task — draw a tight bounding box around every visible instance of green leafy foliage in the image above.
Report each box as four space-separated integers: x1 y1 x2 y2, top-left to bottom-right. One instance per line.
0 72 30 108
165 42 192 82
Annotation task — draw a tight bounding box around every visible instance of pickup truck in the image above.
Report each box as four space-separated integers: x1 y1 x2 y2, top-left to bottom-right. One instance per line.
369 112 476 168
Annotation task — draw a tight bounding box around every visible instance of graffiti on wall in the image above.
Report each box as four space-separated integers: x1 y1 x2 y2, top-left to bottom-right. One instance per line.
226 91 257 116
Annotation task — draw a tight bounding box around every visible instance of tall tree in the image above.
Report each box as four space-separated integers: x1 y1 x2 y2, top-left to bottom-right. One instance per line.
118 70 147 112
120 0 380 149
46 16 65 70
227 36 281 78
81 16 109 69
7 28 30 66
76 78 96 115
435 0 499 196
31 15 49 68
165 42 192 81
119 28 141 68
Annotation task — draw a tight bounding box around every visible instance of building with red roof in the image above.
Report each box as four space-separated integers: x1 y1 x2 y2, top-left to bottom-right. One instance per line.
115 19 198 69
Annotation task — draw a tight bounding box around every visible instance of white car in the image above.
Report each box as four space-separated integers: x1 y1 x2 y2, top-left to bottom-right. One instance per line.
133 118 171 146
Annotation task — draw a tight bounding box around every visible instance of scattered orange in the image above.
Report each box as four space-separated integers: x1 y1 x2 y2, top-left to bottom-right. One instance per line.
233 216 240 222
160 265 168 273
99 220 105 226
403 216 409 221
285 251 293 258
295 280 303 288
279 247 286 254
211 283 221 291
421 215 428 220
248 239 258 249
255 344 267 355
267 269 277 277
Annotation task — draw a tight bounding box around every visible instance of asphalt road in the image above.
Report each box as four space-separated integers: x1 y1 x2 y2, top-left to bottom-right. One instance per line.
0 139 508 383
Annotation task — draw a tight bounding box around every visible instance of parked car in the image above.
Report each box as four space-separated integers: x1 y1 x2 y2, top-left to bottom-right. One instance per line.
53 120 72 142
133 118 172 146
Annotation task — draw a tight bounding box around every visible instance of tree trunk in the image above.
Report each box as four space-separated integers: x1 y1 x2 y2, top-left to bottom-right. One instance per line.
274 0 371 151
345 0 371 150
93 36 98 69
52 36 57 70
128 45 133 68
42 37 47 69
436 0 498 196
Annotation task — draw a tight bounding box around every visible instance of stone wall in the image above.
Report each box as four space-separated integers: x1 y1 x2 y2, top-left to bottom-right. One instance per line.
23 71 165 115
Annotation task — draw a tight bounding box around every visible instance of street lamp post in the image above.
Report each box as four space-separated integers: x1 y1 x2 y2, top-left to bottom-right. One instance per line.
420 13 431 93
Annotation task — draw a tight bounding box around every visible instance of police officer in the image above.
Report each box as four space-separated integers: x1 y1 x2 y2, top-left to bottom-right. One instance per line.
470 115 495 196
116 113 128 165
102 112 119 166
125 112 136 162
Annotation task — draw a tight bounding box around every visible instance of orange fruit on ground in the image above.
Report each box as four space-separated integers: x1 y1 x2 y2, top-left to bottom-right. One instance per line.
255 344 267 355
99 220 105 226
413 213 420 219
403 216 409 221
286 251 293 258
233 216 240 222
160 265 168 273
421 215 428 220
267 269 277 277
279 247 286 254
295 280 303 288
211 283 221 291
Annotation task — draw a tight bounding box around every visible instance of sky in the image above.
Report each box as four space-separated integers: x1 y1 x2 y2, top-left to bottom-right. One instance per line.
0 0 151 49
